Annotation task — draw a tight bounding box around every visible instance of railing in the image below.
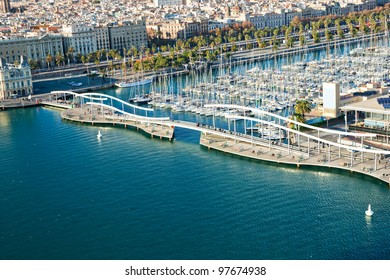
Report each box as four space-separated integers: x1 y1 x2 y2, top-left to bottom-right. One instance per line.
349 124 390 136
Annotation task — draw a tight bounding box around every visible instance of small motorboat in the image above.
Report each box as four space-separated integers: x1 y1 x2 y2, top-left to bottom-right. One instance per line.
365 204 373 217
97 130 102 139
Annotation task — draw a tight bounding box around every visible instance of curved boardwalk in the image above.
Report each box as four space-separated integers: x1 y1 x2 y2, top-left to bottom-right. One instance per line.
61 107 174 140
53 91 390 185
200 133 390 185
56 91 174 140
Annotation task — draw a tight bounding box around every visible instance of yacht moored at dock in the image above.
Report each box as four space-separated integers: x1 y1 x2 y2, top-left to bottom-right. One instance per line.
116 77 153 88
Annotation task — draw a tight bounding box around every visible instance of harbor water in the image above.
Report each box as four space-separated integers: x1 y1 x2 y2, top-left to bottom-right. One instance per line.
1 106 390 260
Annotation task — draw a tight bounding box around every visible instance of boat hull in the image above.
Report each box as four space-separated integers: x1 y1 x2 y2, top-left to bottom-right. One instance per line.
115 78 153 88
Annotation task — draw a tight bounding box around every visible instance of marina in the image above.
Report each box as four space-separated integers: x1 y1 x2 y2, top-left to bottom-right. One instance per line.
2 38 390 260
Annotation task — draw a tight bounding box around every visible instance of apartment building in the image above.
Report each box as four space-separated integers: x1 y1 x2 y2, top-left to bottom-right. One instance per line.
94 26 110 52
62 25 97 56
108 20 147 52
159 18 208 40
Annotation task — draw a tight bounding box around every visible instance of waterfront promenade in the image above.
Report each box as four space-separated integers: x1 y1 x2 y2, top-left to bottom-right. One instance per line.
50 91 390 185
0 98 39 110
56 91 174 141
200 133 390 185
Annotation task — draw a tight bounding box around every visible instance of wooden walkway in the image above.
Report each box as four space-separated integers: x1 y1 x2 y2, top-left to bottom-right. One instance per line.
200 133 390 185
50 91 390 185
61 106 174 141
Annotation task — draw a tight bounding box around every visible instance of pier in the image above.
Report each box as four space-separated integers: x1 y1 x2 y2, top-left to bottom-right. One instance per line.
200 133 390 185
199 104 390 185
55 91 174 141
51 90 390 185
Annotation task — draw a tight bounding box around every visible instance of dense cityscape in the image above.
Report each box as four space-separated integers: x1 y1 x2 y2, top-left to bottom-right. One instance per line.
0 0 387 66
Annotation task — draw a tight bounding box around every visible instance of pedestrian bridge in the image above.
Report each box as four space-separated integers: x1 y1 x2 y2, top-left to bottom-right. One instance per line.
52 91 390 184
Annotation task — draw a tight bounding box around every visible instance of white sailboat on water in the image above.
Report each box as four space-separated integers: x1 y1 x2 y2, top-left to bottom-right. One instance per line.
365 204 373 217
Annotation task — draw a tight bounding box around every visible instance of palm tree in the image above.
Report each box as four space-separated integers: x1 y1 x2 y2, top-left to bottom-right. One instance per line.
299 35 306 47
259 40 267 49
28 58 39 70
108 60 114 75
325 29 333 42
294 99 312 122
66 47 74 66
99 68 107 83
55 52 64 68
291 112 305 126
81 54 86 64
46 54 53 69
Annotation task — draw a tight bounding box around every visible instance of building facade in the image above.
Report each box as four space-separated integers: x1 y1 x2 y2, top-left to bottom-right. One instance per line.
0 20 147 67
153 0 183 8
159 18 208 40
0 55 33 100
0 0 11 14
94 26 110 52
108 20 147 52
0 34 64 66
248 12 286 30
62 25 96 56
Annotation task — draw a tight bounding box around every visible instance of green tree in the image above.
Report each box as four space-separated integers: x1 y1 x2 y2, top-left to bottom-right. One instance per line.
292 112 306 125
299 35 306 47
66 47 74 66
286 37 294 48
55 52 64 68
294 99 312 122
290 16 301 33
108 60 114 75
325 29 333 42
81 55 87 65
28 59 39 70
154 53 168 69
99 68 106 80
46 54 53 69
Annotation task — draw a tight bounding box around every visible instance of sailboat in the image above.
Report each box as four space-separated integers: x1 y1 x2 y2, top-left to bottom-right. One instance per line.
365 204 373 217
116 77 153 88
115 53 154 88
97 130 102 139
